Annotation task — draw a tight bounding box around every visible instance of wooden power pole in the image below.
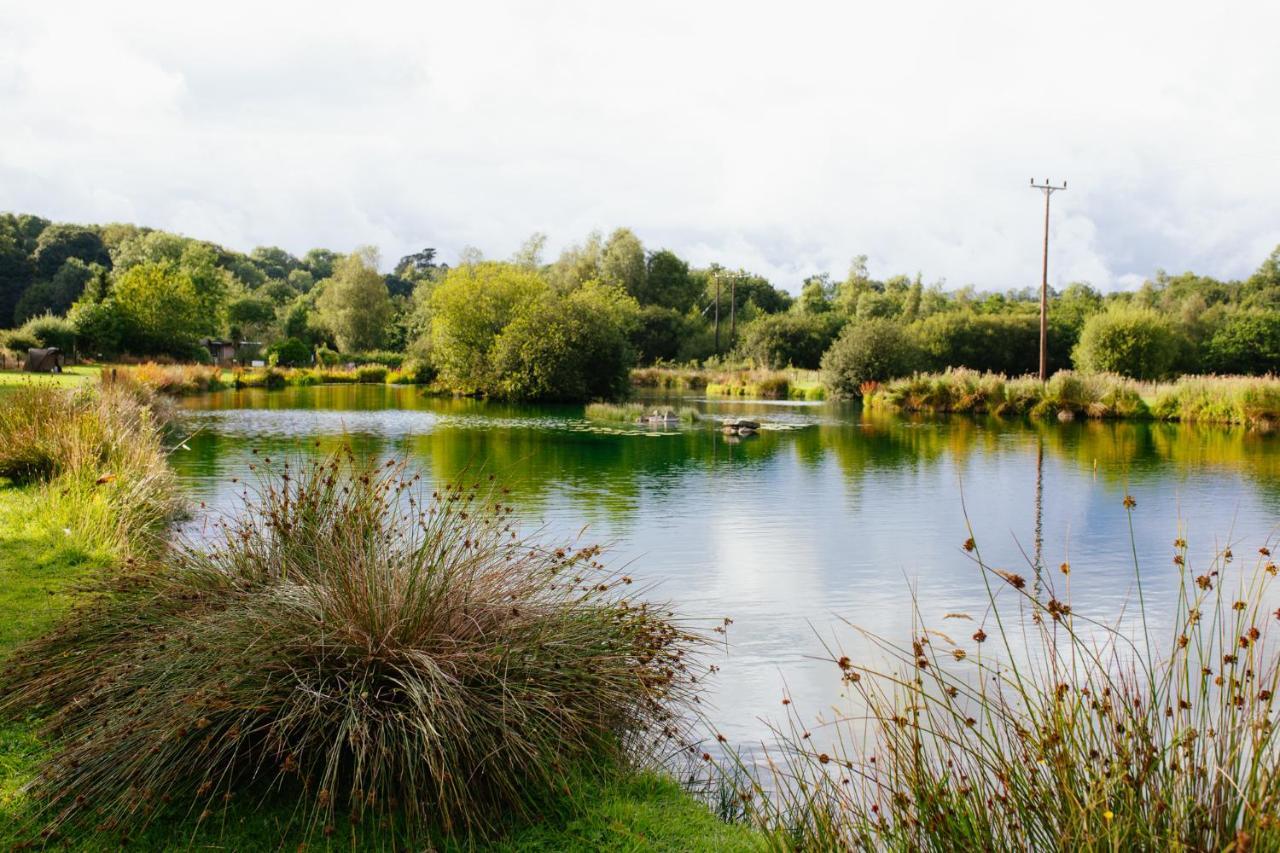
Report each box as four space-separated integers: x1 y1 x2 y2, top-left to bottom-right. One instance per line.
1030 178 1066 381
713 273 721 353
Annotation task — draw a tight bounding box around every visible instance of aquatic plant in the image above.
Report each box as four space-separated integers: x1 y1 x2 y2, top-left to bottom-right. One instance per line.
727 500 1280 849
0 453 701 842
113 362 226 395
585 402 698 424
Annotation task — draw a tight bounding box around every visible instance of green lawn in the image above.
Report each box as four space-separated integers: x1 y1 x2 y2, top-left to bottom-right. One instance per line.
0 483 761 851
0 364 100 389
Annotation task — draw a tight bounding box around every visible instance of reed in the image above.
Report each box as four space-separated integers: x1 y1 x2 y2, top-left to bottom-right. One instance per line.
0 453 702 842
0 384 180 553
585 402 699 424
726 501 1280 849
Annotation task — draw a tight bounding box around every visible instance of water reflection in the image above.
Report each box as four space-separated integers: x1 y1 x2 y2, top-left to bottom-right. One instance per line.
171 385 1280 746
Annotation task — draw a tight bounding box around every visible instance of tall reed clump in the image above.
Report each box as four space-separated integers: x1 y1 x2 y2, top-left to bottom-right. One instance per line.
0 453 701 843
0 384 180 553
732 502 1280 849
113 362 226 395
585 402 699 424
1152 375 1280 426
868 369 1151 420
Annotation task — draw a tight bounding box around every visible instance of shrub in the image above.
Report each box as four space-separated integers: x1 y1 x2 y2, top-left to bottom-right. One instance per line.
16 313 77 353
735 312 842 370
820 318 920 400
265 337 312 367
629 305 686 364
1072 306 1183 380
1202 309 1280 375
0 328 40 353
354 363 388 383
68 299 124 358
0 455 699 842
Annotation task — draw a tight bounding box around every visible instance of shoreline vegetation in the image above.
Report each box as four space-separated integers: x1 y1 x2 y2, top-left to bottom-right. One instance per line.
4 384 1280 847
723 507 1280 850
0 384 759 851
867 369 1280 426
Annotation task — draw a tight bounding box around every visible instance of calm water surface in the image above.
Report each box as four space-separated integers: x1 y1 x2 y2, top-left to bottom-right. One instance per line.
172 385 1280 747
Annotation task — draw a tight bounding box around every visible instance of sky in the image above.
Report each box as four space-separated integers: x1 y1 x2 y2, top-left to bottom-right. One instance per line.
1 1 1277 293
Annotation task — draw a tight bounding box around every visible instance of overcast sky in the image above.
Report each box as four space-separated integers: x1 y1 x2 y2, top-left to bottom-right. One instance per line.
1 1 1277 292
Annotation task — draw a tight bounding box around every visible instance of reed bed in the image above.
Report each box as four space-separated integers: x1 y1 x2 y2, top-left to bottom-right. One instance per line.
0 384 180 553
0 453 702 844
726 502 1280 850
868 369 1150 420
109 362 435 396
585 402 699 424
1152 375 1280 426
631 366 824 400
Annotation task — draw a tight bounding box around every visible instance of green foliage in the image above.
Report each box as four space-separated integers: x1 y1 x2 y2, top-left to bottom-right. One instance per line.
429 262 547 393
820 318 920 399
227 293 277 340
490 283 637 402
315 248 393 352
1202 309 1280 375
1072 306 1183 380
912 311 1073 375
264 337 312 367
601 228 647 300
642 249 698 311
12 258 99 324
16 314 76 353
31 224 109 280
629 305 686 363
735 311 842 369
67 299 123 358
112 261 205 357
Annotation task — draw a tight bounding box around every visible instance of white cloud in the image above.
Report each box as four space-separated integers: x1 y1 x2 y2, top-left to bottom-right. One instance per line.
1 0 1277 292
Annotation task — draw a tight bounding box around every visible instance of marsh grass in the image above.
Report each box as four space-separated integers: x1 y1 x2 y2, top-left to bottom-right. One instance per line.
585 402 699 424
0 384 180 553
0 452 703 843
871 370 1280 425
726 502 1280 850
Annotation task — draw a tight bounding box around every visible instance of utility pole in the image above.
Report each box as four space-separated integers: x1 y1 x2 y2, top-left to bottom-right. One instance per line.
1030 178 1066 382
713 273 721 353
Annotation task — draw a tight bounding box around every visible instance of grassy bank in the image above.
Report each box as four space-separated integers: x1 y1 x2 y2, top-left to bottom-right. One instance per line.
632 366 826 401
0 385 756 851
868 369 1280 425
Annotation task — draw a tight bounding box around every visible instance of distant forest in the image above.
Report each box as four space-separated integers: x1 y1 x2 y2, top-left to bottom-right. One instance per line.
2 212 1277 399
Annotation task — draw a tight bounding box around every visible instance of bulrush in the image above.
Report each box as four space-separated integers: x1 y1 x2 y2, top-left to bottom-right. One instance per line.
0 451 701 842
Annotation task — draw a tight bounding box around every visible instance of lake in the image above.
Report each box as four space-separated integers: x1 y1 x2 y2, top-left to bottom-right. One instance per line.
171 385 1280 749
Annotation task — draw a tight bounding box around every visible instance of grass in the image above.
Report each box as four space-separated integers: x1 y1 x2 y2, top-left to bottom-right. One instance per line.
869 370 1280 425
724 499 1280 849
0 387 750 849
0 365 100 389
632 366 825 400
586 402 700 424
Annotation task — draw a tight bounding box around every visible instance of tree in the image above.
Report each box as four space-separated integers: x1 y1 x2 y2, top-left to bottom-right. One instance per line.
68 299 123 358
249 246 300 281
601 228 646 298
1203 310 1280 375
821 318 921 399
798 275 833 314
0 229 34 325
303 248 340 281
394 248 442 279
227 295 278 342
1072 307 1183 380
113 261 204 356
429 262 547 393
736 312 843 369
630 305 686 363
13 258 100 323
641 250 698 311
315 248 394 352
548 231 603 292
32 224 109 280
490 284 636 401
511 233 548 270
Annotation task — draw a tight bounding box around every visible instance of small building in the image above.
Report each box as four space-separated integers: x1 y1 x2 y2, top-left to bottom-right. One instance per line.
24 347 65 373
201 338 238 366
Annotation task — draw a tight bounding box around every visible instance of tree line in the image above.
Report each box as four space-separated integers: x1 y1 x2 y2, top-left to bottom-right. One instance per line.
1 211 1277 400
